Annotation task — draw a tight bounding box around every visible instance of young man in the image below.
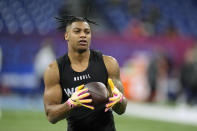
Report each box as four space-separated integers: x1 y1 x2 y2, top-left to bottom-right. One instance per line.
43 15 127 131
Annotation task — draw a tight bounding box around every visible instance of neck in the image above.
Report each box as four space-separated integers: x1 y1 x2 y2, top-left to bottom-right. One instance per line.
68 49 90 63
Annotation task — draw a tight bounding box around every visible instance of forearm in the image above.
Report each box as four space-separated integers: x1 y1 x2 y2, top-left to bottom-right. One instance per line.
112 96 127 115
111 79 127 114
45 101 72 124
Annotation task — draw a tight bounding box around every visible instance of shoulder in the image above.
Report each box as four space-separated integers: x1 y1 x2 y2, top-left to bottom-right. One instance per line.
44 61 60 86
103 55 119 68
103 55 120 78
45 61 59 73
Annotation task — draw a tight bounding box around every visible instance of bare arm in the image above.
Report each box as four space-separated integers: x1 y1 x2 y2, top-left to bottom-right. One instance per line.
103 55 127 115
43 61 72 124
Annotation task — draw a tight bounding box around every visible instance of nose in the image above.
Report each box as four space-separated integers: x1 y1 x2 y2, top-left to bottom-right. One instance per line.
80 31 86 38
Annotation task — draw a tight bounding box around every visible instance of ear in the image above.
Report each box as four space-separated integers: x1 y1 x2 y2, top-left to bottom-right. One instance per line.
64 32 69 41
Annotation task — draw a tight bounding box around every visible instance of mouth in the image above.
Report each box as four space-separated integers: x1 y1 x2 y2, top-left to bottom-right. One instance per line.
79 40 88 46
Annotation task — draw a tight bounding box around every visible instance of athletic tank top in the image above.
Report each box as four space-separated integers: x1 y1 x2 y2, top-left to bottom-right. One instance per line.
56 50 116 131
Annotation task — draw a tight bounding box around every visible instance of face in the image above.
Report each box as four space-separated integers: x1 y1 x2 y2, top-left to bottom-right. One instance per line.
65 21 91 53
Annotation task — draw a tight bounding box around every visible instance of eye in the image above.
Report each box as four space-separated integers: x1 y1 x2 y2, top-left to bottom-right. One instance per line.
74 30 80 33
73 29 80 33
85 30 90 34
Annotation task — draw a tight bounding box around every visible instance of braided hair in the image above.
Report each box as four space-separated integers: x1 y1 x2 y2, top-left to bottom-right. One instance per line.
55 15 97 32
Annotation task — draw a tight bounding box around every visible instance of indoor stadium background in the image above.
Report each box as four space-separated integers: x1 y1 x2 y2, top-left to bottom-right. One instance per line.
1 0 197 131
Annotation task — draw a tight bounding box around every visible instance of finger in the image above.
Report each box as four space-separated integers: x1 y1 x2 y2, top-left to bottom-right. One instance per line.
105 103 112 108
106 96 116 105
79 99 92 103
81 104 94 110
108 78 115 91
106 100 114 106
77 88 88 96
105 107 111 112
113 91 118 96
106 101 116 108
78 93 90 99
76 84 85 91
106 103 114 108
109 96 116 101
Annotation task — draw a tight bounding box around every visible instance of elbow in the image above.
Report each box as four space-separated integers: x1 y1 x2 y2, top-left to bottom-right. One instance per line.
46 111 58 124
47 115 57 124
50 120 57 124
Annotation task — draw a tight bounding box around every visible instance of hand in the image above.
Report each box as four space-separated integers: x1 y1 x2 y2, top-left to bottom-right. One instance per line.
66 85 94 110
105 79 123 112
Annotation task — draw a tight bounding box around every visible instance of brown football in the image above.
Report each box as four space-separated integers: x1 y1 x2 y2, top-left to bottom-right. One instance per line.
84 82 109 108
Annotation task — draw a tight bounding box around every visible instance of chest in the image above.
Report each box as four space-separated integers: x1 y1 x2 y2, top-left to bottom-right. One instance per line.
60 61 108 100
62 64 106 87
71 62 89 72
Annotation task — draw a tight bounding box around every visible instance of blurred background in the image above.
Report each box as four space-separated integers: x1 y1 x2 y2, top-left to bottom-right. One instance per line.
1 0 197 131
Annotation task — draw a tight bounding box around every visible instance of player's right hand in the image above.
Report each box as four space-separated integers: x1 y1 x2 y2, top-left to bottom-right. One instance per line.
66 85 94 110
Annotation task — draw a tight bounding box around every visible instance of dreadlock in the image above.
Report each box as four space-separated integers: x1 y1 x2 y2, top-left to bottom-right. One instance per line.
55 15 98 31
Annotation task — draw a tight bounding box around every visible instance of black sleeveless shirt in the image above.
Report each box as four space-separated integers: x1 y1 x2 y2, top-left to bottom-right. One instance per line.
56 50 116 131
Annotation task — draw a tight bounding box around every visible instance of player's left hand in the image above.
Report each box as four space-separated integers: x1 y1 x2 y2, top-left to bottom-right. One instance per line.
105 78 123 112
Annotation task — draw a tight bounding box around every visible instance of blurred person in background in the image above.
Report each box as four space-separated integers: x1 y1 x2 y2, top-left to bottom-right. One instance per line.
43 15 127 131
147 50 171 102
121 52 150 101
155 53 173 103
180 45 197 105
147 54 158 102
34 38 56 93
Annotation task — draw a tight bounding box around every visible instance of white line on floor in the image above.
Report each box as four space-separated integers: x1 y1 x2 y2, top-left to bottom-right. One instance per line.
125 102 197 125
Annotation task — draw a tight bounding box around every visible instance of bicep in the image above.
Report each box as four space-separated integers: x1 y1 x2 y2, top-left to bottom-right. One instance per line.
43 62 62 109
44 84 62 107
103 56 124 94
